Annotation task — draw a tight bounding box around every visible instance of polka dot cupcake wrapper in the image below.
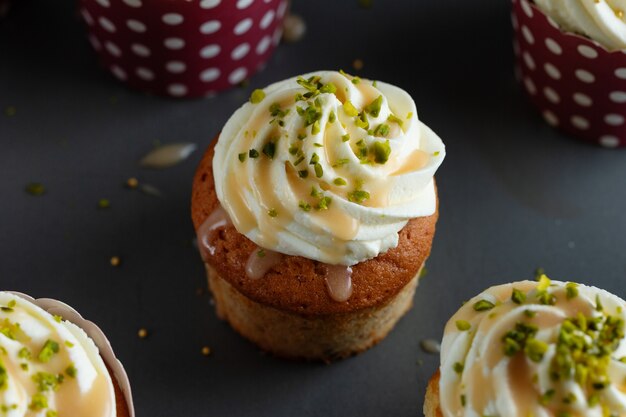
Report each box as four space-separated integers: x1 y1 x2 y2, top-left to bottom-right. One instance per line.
79 0 287 98
512 0 626 148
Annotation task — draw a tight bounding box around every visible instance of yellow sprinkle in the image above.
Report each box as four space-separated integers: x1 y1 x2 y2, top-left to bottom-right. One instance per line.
126 177 139 189
5 106 16 117
201 346 212 356
110 256 121 267
138 328 148 339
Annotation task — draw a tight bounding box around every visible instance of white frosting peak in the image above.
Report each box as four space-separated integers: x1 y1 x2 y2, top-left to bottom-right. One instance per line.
439 279 626 417
213 71 445 266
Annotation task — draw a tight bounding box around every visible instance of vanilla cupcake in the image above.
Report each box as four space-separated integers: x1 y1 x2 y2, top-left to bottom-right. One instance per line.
512 0 626 148
425 276 626 417
191 70 445 361
0 292 133 417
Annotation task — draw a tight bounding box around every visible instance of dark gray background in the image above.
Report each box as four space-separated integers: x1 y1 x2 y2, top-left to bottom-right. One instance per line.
2 0 626 416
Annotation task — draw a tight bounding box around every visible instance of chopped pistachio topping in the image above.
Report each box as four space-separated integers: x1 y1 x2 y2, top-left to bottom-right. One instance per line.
7 301 15 309
18 347 31 359
473 300 495 311
355 112 369 130
297 132 307 140
347 189 370 204
314 163 323 178
32 372 64 392
46 410 58 417
453 362 464 374
298 170 308 178
298 201 311 212
511 288 526 304
373 123 390 137
65 364 77 378
294 156 305 166
320 83 336 94
249 89 265 103
248 149 259 158
257 249 265 258
309 153 320 165
29 394 48 411
525 338 548 362
387 113 404 127
333 178 347 186
539 389 556 406
371 140 391 164
364 95 383 117
38 340 59 363
267 208 278 218
332 158 350 168
269 102 288 118
406 111 414 119
565 282 579 300
316 196 332 210
0 362 7 391
502 322 538 356
311 120 321 135
341 134 350 142
351 76 361 85
262 141 276 159
328 111 336 123
456 320 471 331
343 101 359 117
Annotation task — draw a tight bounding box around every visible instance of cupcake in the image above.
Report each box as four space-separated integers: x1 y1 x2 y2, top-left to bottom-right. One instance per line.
512 0 626 148
0 291 133 416
191 70 446 361
425 276 626 416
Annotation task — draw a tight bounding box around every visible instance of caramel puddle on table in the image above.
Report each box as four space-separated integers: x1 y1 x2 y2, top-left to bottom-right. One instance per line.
197 206 232 261
245 248 283 280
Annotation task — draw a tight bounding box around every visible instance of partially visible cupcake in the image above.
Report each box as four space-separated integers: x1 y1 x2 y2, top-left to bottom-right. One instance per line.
192 70 445 361
0 291 133 417
425 276 626 416
512 0 626 148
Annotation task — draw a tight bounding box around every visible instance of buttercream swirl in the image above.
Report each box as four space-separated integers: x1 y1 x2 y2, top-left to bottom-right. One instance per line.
213 70 445 266
0 292 115 417
439 278 626 417
535 0 626 50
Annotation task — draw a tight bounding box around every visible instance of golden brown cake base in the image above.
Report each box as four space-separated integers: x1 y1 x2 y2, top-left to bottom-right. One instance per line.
424 370 443 417
108 365 130 417
207 263 423 361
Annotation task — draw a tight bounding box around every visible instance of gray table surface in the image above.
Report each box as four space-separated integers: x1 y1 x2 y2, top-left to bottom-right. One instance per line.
2 0 626 416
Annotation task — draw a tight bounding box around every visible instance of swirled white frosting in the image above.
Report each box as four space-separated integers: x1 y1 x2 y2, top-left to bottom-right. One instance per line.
439 279 626 417
0 292 115 417
213 71 445 266
535 0 626 50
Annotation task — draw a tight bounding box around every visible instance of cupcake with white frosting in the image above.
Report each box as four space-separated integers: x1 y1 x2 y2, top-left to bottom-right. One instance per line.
0 291 133 417
512 0 626 148
191 70 445 360
425 276 626 417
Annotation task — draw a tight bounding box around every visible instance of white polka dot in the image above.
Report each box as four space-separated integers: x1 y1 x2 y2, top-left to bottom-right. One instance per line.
575 69 595 83
272 27 283 45
164 38 185 50
200 44 221 58
523 52 536 70
573 93 592 107
277 0 287 18
168 84 188 97
200 67 220 82
122 0 142 7
600 135 620 148
260 10 275 29
544 63 561 80
127 19 146 33
543 110 559 126
610 91 626 103
511 14 519 30
105 41 122 57
577 44 598 59
166 61 186 73
234 18 253 35
546 16 559 29
96 0 110 7
229 67 248 84
110 65 127 80
88 35 101 50
162 13 184 25
80 9 94 25
545 38 562 55
231 43 250 60
521 0 533 17
256 36 271 55
237 0 254 9
136 67 155 80
571 115 590 130
200 0 221 8
98 16 116 33
131 43 150 57
615 68 626 79
524 77 537 95
200 20 221 34
605 114 625 126
522 25 534 44
544 87 560 104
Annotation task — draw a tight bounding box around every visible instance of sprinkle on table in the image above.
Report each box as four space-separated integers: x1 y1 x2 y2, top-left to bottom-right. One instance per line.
201 346 212 356
110 256 121 267
5 106 16 117
97 198 111 209
138 328 149 339
125 177 139 189
352 59 364 70
25 183 45 196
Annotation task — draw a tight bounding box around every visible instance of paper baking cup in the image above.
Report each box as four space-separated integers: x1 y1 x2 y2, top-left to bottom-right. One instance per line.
78 0 288 98
9 291 135 417
512 0 626 148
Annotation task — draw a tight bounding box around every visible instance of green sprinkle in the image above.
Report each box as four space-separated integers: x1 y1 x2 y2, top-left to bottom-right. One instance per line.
97 198 110 209
453 362 464 374
249 89 265 104
65 364 77 378
371 140 391 164
473 300 495 311
387 114 404 127
341 134 350 142
343 101 359 117
565 282 579 300
249 149 259 158
298 170 308 178
314 163 323 178
25 183 46 196
333 178 347 186
262 141 276 159
455 320 471 331
364 95 383 117
347 189 370 204
298 201 311 212
29 394 48 411
267 209 278 218
511 288 526 304
38 340 60 363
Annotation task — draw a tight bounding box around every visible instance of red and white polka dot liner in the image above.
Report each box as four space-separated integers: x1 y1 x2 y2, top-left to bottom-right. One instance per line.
512 0 626 148
79 0 287 98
